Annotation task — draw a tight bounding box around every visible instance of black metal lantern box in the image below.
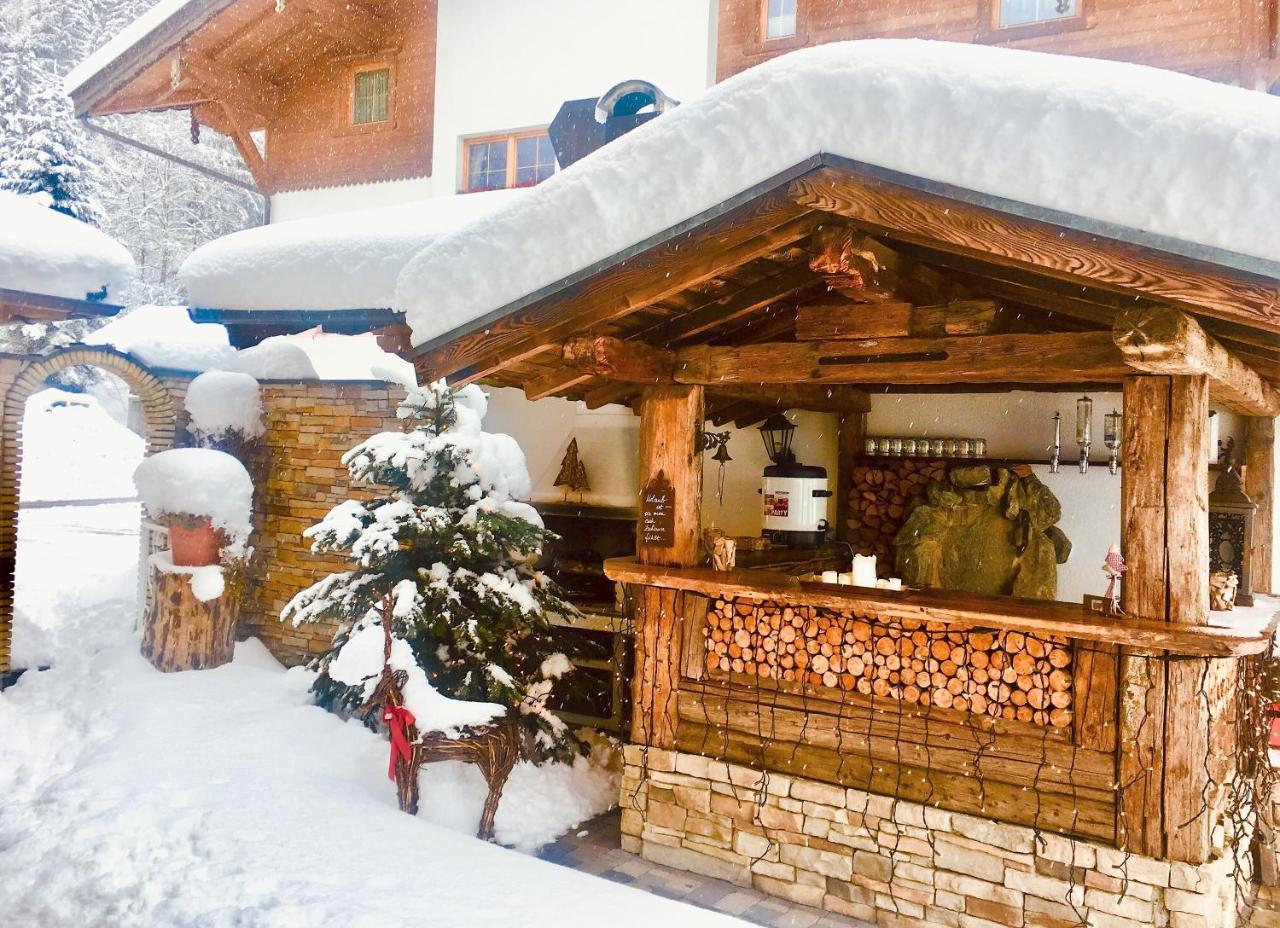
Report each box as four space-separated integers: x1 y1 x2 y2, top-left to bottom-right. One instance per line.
1209 451 1257 607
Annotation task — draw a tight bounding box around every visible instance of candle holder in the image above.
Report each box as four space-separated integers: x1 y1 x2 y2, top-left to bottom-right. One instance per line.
1076 395 1093 474
1103 409 1122 475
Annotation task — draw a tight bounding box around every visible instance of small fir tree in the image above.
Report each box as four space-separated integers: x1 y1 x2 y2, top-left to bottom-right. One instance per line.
284 381 585 764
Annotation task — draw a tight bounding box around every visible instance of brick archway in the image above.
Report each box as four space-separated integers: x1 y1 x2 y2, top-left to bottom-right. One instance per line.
0 347 177 674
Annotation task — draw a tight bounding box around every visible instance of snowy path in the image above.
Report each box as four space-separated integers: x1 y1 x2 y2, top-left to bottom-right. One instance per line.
0 406 746 927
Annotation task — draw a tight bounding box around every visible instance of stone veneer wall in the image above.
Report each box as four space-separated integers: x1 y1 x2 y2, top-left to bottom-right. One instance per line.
238 381 406 664
622 746 1244 928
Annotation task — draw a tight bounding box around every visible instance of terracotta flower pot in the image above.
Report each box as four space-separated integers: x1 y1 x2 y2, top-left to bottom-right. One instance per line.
168 516 225 567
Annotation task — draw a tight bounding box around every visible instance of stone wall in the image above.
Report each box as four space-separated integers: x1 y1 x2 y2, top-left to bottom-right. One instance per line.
622 746 1244 928
239 381 406 663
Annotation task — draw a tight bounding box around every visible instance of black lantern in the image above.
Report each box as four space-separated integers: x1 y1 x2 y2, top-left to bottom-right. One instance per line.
758 414 796 466
1209 441 1257 606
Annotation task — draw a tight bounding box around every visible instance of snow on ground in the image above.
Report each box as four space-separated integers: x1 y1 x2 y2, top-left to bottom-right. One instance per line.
396 39 1280 346
0 191 136 303
2 401 731 926
180 189 525 312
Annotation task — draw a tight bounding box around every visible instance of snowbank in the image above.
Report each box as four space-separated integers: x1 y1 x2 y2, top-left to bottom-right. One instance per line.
0 191 135 303
85 304 236 371
181 189 525 312
395 39 1280 346
132 448 253 552
185 370 264 440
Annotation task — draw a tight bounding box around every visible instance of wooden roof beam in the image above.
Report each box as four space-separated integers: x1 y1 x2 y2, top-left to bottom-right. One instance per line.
413 194 822 385
1114 306 1280 416
674 331 1131 387
790 166 1280 336
213 102 274 194
639 265 818 345
175 47 282 124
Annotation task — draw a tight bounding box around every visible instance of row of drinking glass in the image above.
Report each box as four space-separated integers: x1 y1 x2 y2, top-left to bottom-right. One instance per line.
864 436 988 458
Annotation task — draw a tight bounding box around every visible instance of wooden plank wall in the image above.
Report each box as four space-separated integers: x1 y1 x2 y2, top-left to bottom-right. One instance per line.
716 0 1268 86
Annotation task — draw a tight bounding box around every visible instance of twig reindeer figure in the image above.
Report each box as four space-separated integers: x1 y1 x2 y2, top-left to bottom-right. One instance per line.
359 599 521 841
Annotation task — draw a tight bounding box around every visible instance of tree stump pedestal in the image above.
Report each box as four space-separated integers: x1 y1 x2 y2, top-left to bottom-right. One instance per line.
141 560 239 672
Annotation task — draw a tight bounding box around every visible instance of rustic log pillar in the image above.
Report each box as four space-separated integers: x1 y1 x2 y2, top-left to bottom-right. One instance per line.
1117 375 1214 862
836 411 867 542
141 566 239 672
1245 416 1276 595
631 385 703 749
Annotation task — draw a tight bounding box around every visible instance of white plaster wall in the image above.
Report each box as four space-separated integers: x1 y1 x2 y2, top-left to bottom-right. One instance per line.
432 0 716 195
269 177 434 222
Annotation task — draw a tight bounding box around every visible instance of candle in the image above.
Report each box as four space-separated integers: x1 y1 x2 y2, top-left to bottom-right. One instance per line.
821 570 839 585
838 572 854 585
887 578 903 591
852 554 877 587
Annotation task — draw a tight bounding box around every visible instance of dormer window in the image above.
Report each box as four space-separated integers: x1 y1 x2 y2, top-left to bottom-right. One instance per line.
352 67 389 125
763 0 797 39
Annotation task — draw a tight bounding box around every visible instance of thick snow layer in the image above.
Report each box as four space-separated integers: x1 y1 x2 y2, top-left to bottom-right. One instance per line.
63 0 190 94
18 389 144 503
184 370 264 440
85 304 236 371
0 506 729 924
329 622 506 735
230 330 416 383
396 39 1280 346
150 550 226 601
0 191 135 303
132 448 253 552
181 189 525 312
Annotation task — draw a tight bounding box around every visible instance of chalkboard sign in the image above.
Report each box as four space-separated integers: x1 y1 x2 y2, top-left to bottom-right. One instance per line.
641 471 675 548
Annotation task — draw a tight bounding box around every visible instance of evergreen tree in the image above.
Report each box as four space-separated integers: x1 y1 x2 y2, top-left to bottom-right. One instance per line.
284 382 586 764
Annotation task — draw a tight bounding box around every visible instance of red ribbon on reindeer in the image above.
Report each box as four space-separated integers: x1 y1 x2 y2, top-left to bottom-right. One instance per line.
382 704 416 781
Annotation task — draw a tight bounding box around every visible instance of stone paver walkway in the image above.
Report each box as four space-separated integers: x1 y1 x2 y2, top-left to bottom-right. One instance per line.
541 811 872 928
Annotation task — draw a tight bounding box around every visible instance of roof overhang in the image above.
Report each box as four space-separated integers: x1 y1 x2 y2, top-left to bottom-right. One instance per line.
188 306 402 348
0 288 125 324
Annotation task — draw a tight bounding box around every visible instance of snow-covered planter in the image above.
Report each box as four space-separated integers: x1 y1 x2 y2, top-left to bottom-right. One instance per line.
133 448 253 567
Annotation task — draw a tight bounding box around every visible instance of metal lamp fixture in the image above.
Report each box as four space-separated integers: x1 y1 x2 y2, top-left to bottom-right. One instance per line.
1103 410 1122 475
1075 395 1093 474
758 414 797 466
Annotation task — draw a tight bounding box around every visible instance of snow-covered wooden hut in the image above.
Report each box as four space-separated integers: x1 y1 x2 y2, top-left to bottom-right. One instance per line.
393 42 1280 928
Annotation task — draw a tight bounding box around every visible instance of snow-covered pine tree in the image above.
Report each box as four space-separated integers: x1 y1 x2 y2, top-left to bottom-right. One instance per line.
283 381 586 764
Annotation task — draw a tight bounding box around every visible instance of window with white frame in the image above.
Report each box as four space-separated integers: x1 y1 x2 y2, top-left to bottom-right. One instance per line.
763 0 797 39
997 0 1078 28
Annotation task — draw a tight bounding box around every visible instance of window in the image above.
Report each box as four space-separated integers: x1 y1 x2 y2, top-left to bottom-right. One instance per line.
763 0 797 39
464 131 556 192
997 0 1077 28
352 67 389 125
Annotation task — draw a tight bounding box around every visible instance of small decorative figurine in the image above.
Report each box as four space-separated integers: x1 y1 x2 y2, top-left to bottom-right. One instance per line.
1101 544 1126 616
1210 570 1239 612
554 438 590 500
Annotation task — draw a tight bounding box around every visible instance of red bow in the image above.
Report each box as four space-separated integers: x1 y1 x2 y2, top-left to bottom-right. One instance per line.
382 704 416 781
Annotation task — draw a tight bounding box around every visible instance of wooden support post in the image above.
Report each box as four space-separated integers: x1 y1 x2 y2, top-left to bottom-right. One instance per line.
141 566 240 672
631 385 704 749
1117 375 1215 862
836 411 867 542
1245 416 1276 594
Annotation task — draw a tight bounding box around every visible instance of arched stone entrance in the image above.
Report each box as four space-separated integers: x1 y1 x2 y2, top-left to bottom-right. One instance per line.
0 347 177 674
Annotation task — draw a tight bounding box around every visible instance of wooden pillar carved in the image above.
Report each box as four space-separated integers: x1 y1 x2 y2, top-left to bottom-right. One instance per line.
1245 416 1276 595
836 411 867 542
1117 375 1216 863
631 385 704 749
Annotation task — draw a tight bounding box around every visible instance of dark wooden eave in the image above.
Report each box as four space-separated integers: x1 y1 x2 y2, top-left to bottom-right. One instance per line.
0 287 124 323
187 306 402 348
409 157 1280 423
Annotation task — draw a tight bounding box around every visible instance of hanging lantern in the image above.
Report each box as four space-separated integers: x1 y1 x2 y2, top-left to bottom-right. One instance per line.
1209 441 1257 606
758 414 796 466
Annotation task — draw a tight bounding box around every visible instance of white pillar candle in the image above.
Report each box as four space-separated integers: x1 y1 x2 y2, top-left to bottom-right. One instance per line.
821 570 839 584
838 572 854 585
852 554 878 587
887 578 903 591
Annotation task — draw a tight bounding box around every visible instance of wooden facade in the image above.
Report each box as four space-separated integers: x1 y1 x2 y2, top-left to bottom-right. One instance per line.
717 0 1280 90
70 0 438 194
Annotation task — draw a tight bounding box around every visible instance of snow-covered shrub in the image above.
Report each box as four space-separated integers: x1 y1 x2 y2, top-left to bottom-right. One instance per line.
133 447 253 559
283 380 586 764
185 370 264 444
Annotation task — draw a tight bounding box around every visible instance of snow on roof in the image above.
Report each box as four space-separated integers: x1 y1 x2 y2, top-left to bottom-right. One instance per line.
394 39 1280 348
0 191 135 303
85 304 236 371
180 189 526 312
64 0 197 96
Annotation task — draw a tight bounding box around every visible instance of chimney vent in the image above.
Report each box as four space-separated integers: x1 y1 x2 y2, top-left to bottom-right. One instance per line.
549 80 679 169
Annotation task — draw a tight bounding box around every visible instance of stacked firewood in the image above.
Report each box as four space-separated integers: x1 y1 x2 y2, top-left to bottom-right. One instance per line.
848 459 948 566
705 597 1073 728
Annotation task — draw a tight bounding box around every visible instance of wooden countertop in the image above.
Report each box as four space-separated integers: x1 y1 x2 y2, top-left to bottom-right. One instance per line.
603 557 1280 658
